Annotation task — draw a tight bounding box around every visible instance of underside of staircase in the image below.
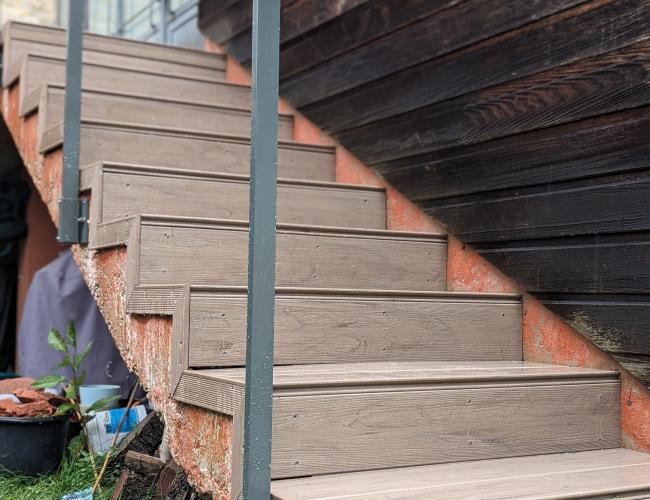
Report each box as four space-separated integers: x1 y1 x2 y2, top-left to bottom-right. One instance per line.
2 21 650 499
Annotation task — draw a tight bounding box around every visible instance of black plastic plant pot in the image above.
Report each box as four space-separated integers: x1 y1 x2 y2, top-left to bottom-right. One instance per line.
0 415 70 476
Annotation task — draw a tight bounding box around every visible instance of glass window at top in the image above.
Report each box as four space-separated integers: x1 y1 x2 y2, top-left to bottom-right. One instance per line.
57 0 202 48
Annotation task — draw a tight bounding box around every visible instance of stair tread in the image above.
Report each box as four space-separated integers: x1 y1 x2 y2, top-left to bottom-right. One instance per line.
4 21 225 68
192 361 617 389
103 213 446 239
270 449 650 499
9 52 234 86
79 161 382 193
38 82 292 116
135 283 522 300
40 119 335 156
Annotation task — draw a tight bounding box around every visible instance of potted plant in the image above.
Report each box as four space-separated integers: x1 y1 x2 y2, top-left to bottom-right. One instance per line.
0 322 118 476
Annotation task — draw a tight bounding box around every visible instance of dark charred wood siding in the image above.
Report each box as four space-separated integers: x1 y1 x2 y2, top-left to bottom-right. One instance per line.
199 0 650 384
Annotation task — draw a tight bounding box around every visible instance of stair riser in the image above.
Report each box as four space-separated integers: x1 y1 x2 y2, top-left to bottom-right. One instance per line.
4 39 225 83
188 294 523 366
38 87 293 144
93 170 386 229
267 380 619 478
4 22 225 72
18 57 246 113
41 123 335 181
129 223 447 290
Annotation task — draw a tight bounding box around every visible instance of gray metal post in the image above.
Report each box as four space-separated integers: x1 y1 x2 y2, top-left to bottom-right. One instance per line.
242 0 281 498
159 0 169 44
57 0 88 244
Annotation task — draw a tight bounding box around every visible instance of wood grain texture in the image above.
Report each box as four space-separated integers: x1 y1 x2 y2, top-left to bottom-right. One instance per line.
301 0 650 132
17 55 247 111
3 38 225 83
205 0 371 64
174 370 244 416
376 107 650 201
204 361 617 388
93 165 386 229
424 169 650 242
271 449 650 500
282 0 589 110
180 362 618 478
41 121 335 181
170 285 191 395
540 294 650 356
276 0 461 79
342 41 650 165
133 220 447 290
188 291 522 366
474 233 650 293
268 380 619 477
39 85 294 142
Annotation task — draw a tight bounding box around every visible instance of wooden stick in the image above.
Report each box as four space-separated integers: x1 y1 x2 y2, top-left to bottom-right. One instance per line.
92 383 139 494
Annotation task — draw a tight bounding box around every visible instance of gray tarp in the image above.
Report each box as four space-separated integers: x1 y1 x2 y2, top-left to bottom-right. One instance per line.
17 250 133 396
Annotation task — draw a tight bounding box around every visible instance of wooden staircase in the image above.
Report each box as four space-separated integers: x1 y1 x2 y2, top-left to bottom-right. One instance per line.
3 21 650 499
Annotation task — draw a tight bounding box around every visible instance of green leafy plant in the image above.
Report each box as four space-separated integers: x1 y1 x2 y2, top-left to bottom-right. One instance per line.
31 321 120 491
32 321 120 418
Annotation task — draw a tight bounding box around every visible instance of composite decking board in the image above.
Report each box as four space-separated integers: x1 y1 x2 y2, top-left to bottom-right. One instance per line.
281 0 588 110
40 121 335 182
301 0 649 133
79 162 374 192
376 107 650 201
37 85 294 143
3 21 226 69
341 40 650 165
178 362 619 478
270 449 650 500
423 169 650 242
269 381 619 477
188 292 522 366
131 219 446 290
91 166 386 229
2 38 225 83
194 361 617 388
14 54 249 111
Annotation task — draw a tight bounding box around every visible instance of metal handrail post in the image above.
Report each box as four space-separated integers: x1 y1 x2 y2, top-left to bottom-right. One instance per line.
57 0 88 244
242 0 281 498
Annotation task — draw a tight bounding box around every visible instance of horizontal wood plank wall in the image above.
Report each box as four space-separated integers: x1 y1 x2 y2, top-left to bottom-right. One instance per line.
199 0 650 384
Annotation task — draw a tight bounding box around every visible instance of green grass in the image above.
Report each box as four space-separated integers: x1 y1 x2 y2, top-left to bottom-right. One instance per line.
0 454 120 500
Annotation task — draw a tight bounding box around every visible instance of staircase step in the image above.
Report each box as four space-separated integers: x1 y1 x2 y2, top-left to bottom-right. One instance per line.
110 216 446 290
2 21 225 84
84 162 386 229
8 54 248 115
175 361 620 481
185 288 522 367
33 84 294 146
40 120 335 181
127 285 522 367
271 449 650 499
